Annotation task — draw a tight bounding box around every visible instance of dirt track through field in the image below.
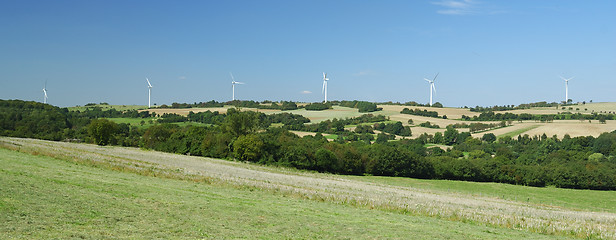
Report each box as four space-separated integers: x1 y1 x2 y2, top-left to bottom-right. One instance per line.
2 137 615 239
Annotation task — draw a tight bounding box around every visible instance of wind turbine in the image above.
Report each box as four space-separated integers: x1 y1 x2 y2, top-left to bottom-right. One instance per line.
559 76 574 103
42 80 48 104
424 73 438 106
322 72 329 103
146 77 153 108
230 72 244 101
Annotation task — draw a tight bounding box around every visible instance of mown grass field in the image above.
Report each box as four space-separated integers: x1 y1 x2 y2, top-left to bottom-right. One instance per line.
0 143 571 239
343 176 616 214
2 137 616 239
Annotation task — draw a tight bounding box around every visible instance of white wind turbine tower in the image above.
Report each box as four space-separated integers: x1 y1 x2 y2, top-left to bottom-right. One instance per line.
424 73 438 106
146 78 153 108
230 72 244 101
322 72 329 103
559 75 574 103
42 80 48 104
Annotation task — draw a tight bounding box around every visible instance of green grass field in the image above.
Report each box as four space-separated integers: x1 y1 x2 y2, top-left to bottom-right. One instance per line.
343 175 616 214
0 147 570 239
3 137 616 239
498 125 541 138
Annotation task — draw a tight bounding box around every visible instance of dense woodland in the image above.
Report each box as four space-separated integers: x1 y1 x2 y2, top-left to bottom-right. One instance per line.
2 99 616 190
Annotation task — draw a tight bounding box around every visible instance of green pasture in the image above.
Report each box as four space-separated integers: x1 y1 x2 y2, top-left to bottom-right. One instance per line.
0 148 567 239
324 134 338 140
343 175 616 214
498 125 541 138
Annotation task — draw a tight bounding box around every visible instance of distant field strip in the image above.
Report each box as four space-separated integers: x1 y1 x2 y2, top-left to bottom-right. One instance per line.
499 125 541 138
2 137 615 239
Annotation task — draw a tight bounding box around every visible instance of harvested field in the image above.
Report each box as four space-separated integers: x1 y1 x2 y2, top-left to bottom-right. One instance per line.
144 106 281 116
495 102 616 115
378 105 481 119
289 130 317 137
284 106 364 123
2 137 615 239
472 120 616 139
390 114 465 127
408 126 446 138
498 108 564 115
522 120 616 138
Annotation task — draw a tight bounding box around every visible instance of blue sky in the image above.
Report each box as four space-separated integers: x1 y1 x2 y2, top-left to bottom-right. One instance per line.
1 0 615 107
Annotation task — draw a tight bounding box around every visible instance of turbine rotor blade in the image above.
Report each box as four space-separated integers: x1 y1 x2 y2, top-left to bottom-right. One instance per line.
432 83 436 93
433 72 439 81
424 78 431 82
230 72 235 82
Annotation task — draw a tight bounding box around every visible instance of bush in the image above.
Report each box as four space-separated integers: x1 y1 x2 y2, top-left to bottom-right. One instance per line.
481 133 497 143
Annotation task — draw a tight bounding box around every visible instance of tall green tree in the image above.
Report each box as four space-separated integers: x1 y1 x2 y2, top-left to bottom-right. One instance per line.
443 126 459 145
87 118 118 145
233 134 264 162
222 108 266 138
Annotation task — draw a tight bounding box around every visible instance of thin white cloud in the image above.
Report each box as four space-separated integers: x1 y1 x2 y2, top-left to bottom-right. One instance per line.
178 76 187 80
432 0 477 15
354 70 372 76
434 0 472 9
301 90 312 94
437 9 472 15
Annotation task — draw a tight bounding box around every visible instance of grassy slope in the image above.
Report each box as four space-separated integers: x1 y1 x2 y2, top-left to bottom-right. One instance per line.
343 176 616 214
0 148 570 239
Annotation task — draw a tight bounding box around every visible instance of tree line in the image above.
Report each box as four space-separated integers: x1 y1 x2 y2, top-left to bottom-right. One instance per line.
338 101 382 112
469 101 560 112
400 108 446 119
462 111 613 123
